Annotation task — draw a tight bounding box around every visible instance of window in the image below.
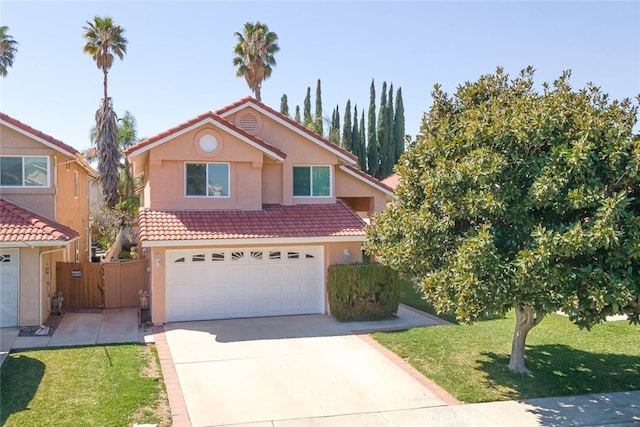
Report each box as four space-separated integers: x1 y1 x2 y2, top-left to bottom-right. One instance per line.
293 166 330 197
0 156 49 187
185 163 229 197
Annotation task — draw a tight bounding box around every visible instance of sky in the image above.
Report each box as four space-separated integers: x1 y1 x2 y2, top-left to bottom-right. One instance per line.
1 1 639 153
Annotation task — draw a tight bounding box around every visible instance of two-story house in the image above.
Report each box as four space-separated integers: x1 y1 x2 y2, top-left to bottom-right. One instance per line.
125 97 393 324
0 113 97 327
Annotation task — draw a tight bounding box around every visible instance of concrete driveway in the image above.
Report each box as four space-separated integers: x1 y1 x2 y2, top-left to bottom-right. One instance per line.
164 313 449 426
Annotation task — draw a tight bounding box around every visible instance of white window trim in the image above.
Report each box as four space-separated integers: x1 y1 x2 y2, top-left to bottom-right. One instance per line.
184 162 231 198
0 155 51 188
293 165 333 198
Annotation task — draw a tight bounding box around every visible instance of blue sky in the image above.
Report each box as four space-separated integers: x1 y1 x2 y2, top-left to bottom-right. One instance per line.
1 1 639 152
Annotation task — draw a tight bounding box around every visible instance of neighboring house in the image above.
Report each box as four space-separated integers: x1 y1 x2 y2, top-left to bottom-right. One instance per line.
0 113 97 327
381 172 401 190
125 97 394 323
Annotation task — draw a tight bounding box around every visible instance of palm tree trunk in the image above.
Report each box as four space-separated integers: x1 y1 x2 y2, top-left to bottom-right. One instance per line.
255 85 261 101
103 69 108 101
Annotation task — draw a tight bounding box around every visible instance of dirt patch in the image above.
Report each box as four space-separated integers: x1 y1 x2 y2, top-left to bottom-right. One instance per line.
18 313 65 337
132 344 172 427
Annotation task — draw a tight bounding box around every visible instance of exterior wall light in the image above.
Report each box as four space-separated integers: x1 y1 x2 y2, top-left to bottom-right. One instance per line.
343 249 351 263
155 254 162 267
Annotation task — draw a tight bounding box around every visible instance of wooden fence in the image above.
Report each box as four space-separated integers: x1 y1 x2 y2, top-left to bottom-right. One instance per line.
56 260 148 309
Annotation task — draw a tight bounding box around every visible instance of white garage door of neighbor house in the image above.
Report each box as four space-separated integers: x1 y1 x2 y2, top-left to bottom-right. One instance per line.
0 249 19 327
165 246 324 322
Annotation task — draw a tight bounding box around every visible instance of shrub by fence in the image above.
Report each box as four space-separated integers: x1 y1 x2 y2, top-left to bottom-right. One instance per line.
327 262 399 321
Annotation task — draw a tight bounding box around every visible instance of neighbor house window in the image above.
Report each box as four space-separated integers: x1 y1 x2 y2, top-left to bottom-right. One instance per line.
185 163 229 197
0 156 49 187
293 166 331 197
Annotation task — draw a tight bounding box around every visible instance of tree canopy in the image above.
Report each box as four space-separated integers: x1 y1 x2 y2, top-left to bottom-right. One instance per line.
365 67 640 373
0 26 18 77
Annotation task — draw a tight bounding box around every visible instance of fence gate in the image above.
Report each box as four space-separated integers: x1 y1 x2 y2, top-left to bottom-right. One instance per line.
56 260 148 309
56 262 104 309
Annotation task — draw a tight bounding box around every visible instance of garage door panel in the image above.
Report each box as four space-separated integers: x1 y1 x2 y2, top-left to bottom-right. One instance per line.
166 247 324 321
0 249 19 327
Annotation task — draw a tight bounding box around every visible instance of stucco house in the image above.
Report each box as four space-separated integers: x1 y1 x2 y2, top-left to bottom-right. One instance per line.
0 113 98 327
125 97 394 324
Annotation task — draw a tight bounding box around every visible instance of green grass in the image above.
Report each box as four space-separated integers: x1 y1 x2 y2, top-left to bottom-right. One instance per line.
372 311 640 403
1 344 170 427
398 279 458 324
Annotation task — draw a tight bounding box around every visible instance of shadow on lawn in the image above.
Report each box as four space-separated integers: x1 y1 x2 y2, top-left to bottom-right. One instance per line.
478 344 640 402
0 353 45 425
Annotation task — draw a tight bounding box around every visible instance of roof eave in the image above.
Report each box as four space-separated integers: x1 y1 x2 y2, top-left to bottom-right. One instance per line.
139 235 366 248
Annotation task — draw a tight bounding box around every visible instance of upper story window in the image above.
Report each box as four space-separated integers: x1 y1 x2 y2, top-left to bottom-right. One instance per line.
0 156 50 187
185 162 229 197
293 166 331 197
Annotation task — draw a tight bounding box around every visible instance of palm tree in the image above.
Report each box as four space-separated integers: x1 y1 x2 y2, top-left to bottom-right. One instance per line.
82 16 127 208
82 16 127 101
232 21 279 101
0 26 19 77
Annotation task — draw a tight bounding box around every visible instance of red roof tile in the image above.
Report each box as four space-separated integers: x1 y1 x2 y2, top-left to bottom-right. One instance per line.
381 172 401 190
124 111 286 160
138 202 365 242
0 199 80 244
0 113 79 156
216 97 359 164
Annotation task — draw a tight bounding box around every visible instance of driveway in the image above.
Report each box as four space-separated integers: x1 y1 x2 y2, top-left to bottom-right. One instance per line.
164 313 449 426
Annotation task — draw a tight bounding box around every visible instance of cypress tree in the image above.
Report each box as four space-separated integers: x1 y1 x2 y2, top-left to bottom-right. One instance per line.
352 105 360 166
295 105 301 123
393 87 406 164
377 81 390 178
359 111 367 170
328 105 340 145
303 87 312 128
314 79 323 136
367 79 379 177
342 99 352 151
280 94 289 117
383 83 395 176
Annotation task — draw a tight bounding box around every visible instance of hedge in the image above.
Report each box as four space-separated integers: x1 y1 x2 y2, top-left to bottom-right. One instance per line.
327 262 399 321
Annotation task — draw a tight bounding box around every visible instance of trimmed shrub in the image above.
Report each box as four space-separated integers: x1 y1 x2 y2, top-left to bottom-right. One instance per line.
327 262 400 321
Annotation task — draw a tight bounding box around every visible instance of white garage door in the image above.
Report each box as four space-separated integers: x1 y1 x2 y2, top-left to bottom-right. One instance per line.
166 246 324 322
0 249 19 327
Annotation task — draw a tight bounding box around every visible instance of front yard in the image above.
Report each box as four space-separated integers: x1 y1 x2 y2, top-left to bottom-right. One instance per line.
0 344 170 427
376 285 640 402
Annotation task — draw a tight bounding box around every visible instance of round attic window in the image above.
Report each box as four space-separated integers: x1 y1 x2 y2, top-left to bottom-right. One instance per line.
199 134 218 153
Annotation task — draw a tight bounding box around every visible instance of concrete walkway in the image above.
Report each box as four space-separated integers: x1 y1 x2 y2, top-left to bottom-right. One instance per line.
0 308 147 358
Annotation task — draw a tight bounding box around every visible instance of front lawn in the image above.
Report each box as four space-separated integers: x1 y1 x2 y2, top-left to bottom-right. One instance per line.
372 312 640 403
0 344 170 427
398 279 458 324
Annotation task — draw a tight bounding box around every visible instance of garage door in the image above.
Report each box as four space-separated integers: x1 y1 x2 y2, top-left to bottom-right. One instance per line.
0 249 19 327
165 246 324 321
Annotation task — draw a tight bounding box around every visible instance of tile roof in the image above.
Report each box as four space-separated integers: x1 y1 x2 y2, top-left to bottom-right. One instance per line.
138 202 366 242
124 111 286 160
0 198 80 244
380 172 401 190
0 112 79 156
216 97 359 164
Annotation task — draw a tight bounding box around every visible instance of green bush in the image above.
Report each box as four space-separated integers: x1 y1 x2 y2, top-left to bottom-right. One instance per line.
327 263 400 321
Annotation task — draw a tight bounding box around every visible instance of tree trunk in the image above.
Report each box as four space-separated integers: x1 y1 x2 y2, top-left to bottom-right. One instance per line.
508 304 544 374
103 69 109 102
255 85 261 102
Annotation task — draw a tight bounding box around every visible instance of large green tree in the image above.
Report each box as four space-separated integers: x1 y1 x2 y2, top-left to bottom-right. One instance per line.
352 105 361 167
366 67 640 374
359 111 367 170
232 21 279 101
329 105 340 145
83 16 127 208
0 26 18 77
